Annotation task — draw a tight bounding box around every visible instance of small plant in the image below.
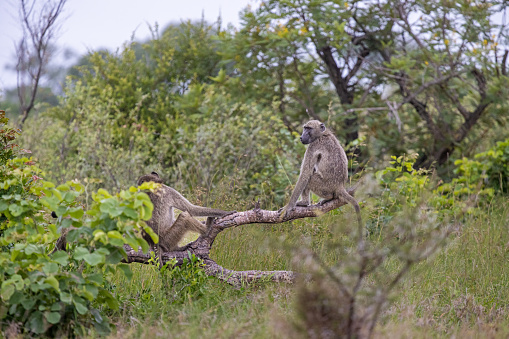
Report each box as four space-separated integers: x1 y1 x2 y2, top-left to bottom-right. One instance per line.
160 253 211 304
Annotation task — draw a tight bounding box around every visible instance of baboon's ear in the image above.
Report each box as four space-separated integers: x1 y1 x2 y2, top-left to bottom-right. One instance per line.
320 123 326 132
151 171 159 177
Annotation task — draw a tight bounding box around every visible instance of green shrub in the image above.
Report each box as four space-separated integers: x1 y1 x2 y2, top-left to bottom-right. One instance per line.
0 110 156 336
448 138 509 195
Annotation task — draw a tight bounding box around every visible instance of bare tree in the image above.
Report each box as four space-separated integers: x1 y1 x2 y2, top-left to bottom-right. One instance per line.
16 0 67 127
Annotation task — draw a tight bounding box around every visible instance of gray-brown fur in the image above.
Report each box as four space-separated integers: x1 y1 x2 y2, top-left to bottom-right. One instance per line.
155 211 207 251
137 172 235 252
51 212 75 253
285 120 362 230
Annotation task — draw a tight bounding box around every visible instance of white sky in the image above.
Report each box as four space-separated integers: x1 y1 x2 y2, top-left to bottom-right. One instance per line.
0 0 254 90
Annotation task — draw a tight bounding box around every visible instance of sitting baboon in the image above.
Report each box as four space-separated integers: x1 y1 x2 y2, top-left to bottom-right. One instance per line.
137 172 235 252
283 120 362 230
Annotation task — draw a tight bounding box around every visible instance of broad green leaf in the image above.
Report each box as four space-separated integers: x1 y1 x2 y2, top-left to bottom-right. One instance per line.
50 303 62 311
44 276 60 292
72 297 88 315
43 181 55 188
60 292 72 304
117 263 133 280
68 207 84 219
96 188 112 199
9 291 23 304
125 236 140 251
40 195 60 211
43 262 59 274
8 203 24 217
24 244 40 255
98 290 119 310
105 248 124 265
84 284 99 299
69 181 84 193
28 311 45 334
56 183 70 191
83 252 104 266
45 311 61 324
87 273 103 285
21 297 36 310
51 251 69 266
73 247 90 261
1 284 15 301
123 207 137 219
107 230 123 239
143 225 158 243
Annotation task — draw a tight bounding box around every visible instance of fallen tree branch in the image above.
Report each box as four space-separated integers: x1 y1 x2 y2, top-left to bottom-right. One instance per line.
125 186 357 285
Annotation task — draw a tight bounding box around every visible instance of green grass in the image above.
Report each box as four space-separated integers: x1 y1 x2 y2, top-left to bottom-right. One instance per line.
103 197 509 338
104 263 293 338
380 198 509 336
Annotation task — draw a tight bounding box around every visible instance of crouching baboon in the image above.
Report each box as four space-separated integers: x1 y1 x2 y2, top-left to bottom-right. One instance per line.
283 120 362 231
52 173 235 255
137 172 235 252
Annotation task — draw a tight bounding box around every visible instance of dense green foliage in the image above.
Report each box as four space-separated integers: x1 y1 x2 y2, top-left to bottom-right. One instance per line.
19 20 302 203
0 111 157 336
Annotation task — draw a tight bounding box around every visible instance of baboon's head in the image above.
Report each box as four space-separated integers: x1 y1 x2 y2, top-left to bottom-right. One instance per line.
300 120 326 145
137 171 164 186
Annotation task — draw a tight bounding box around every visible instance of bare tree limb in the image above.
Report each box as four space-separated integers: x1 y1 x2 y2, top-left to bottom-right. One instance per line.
16 0 67 127
502 50 508 76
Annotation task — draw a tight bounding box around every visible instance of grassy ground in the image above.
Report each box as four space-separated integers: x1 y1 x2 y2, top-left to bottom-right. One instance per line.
104 197 509 338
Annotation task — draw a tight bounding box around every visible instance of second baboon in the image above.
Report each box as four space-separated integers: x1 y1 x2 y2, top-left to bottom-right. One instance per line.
283 120 362 230
137 172 235 252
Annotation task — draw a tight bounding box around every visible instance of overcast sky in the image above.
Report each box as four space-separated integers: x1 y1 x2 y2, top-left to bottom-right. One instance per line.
0 0 253 90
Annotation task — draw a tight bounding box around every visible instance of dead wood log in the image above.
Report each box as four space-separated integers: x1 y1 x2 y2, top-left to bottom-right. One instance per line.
125 186 357 286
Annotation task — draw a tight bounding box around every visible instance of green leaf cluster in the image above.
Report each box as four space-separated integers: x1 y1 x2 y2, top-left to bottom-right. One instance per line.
440 138 509 196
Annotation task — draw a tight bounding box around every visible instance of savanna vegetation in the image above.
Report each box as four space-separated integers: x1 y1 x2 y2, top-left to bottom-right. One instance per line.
1 0 509 337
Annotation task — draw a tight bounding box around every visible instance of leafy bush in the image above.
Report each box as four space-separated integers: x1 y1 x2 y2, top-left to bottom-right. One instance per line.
0 110 155 336
20 56 301 205
443 138 509 196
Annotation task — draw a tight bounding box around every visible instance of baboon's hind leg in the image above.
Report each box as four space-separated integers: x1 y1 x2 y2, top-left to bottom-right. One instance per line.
159 212 207 252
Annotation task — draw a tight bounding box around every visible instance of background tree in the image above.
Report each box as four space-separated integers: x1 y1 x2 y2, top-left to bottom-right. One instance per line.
237 0 509 169
15 0 67 127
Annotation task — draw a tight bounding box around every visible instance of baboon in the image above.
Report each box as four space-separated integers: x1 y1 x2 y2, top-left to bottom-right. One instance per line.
52 172 235 255
137 172 235 252
283 120 362 230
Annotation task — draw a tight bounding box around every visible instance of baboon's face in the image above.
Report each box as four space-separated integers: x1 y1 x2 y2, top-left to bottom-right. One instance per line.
300 120 326 144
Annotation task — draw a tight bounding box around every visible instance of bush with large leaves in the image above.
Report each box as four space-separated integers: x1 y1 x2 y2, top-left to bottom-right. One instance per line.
0 111 156 336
